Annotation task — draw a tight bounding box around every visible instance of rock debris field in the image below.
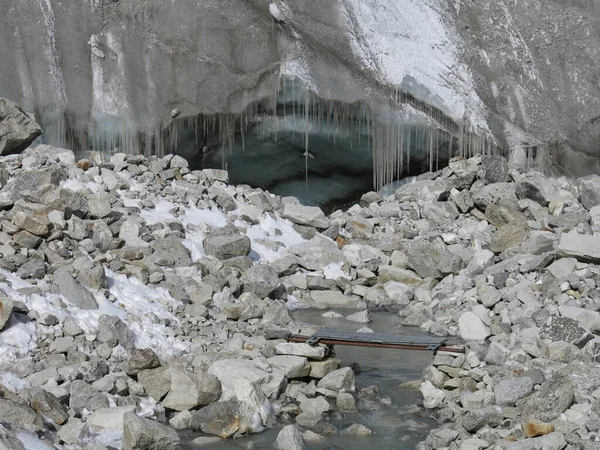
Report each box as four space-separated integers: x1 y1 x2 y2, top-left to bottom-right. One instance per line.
1 145 600 450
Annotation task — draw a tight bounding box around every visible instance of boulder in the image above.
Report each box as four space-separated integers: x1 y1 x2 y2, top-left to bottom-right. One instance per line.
122 412 180 450
493 377 534 406
0 98 42 155
406 238 463 279
150 234 192 267
462 406 502 432
190 400 240 438
242 264 279 298
274 424 306 450
521 373 574 424
69 380 109 414
557 230 600 262
203 225 251 260
52 268 98 309
318 367 355 392
268 356 310 379
458 312 490 341
88 406 136 431
125 348 161 376
539 316 592 346
275 343 326 360
0 295 13 330
161 369 221 411
282 203 330 229
480 155 509 184
578 175 600 210
0 399 43 432
208 359 272 400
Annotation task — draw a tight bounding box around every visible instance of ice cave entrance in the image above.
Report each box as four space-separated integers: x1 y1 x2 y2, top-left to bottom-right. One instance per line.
175 81 459 213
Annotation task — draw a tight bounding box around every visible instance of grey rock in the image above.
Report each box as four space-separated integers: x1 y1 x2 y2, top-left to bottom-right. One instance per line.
268 355 310 379
522 373 574 424
274 424 306 450
490 222 530 253
161 368 221 411
346 310 371 323
283 203 330 229
515 174 556 207
190 400 240 438
494 377 534 406
203 225 251 260
125 348 161 376
52 268 98 309
76 262 107 291
242 264 278 298
24 387 69 425
69 380 109 414
88 192 112 218
138 366 171 401
557 230 600 262
546 258 578 279
150 234 192 267
0 98 42 155
16 258 46 279
539 316 592 347
579 175 600 210
480 155 509 184
406 238 463 279
0 399 43 432
12 210 49 236
122 412 180 450
318 367 355 391
472 183 518 208
97 315 134 350
462 406 502 432
0 295 13 330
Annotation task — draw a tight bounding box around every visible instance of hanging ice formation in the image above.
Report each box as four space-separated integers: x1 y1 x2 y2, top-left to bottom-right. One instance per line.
35 76 503 190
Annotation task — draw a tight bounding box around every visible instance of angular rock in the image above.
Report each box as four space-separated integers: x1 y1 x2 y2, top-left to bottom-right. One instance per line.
502 432 566 450
69 380 109 414
274 424 306 450
494 377 534 406
88 405 136 431
578 174 600 210
406 238 463 279
0 98 42 155
0 295 13 330
557 230 600 262
462 406 502 432
161 369 221 411
150 234 192 267
275 343 326 360
123 412 180 450
52 268 98 309
283 204 330 229
190 400 240 438
458 312 490 341
203 226 251 260
522 373 574 424
523 420 555 438
0 399 43 432
125 348 161 376
318 367 355 392
539 316 592 347
242 264 278 298
481 155 509 184
268 356 310 379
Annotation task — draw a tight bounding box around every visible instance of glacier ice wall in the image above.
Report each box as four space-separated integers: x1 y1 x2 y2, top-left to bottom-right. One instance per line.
1 0 600 177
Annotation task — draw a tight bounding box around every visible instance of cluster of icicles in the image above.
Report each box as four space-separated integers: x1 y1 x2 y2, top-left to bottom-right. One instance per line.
36 76 505 190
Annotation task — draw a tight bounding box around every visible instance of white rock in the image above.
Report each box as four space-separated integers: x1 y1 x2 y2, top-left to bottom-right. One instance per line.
283 203 330 229
458 312 490 341
87 406 136 431
420 381 445 409
275 343 326 360
345 310 371 323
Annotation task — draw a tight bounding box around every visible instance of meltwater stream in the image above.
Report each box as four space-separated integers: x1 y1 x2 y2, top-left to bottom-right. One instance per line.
181 310 434 449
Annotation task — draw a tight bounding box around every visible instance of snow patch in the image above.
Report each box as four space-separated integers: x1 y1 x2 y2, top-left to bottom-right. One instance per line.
0 371 31 393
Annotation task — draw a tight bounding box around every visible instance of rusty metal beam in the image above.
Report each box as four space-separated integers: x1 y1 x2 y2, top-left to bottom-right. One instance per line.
287 334 465 354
